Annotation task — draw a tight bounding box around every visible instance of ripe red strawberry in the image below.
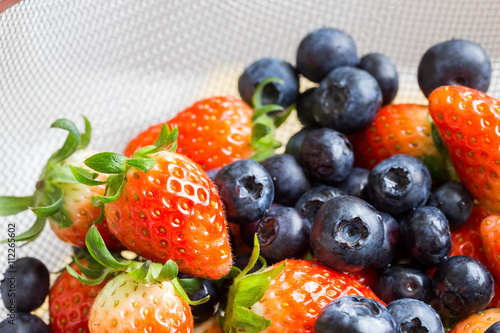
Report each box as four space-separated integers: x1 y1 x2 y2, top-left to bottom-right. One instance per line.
124 96 253 170
348 104 448 178
49 260 109 333
88 273 193 333
449 307 500 333
221 258 383 333
480 214 500 280
429 86 500 213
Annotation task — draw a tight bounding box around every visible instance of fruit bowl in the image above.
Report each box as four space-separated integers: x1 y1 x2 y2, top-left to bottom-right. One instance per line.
1 0 499 326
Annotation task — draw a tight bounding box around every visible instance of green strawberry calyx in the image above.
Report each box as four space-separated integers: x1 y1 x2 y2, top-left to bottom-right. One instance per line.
250 77 295 162
0 117 93 244
68 224 206 306
219 235 286 333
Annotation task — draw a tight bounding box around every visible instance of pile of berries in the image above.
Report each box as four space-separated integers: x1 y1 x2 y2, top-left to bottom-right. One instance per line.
1 26 500 333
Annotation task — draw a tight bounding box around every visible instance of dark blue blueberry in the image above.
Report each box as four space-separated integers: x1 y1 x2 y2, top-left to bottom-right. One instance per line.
358 52 399 106
336 167 370 198
180 276 220 324
239 203 282 248
314 296 396 333
369 211 401 269
1 257 50 313
313 66 382 135
299 128 354 185
294 185 345 226
432 255 494 317
401 206 452 267
261 154 311 206
0 313 51 333
375 264 434 304
387 299 444 333
427 180 474 229
486 322 500 333
418 39 491 97
366 154 432 218
284 126 317 161
296 88 320 127
205 167 220 181
296 27 357 83
214 159 274 224
257 207 310 263
238 57 299 108
310 195 384 272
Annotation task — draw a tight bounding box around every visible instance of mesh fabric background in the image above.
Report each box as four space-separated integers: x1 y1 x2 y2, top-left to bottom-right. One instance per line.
0 0 499 321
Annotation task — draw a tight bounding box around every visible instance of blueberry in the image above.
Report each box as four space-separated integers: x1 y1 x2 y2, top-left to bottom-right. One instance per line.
486 322 500 333
427 180 474 229
313 66 382 135
300 128 354 185
294 185 345 226
369 211 401 270
314 296 396 333
261 154 311 206
257 207 310 263
239 203 282 248
401 206 452 267
0 257 50 313
296 88 320 127
214 159 274 224
179 274 220 324
296 27 357 83
366 154 432 218
386 299 445 333
358 52 399 106
375 264 434 303
336 167 370 198
432 255 494 317
284 126 317 161
238 57 299 108
418 39 491 97
205 167 220 181
0 313 51 333
310 195 384 272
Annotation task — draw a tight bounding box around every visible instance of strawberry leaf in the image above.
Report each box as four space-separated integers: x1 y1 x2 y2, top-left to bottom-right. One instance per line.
48 119 82 165
84 153 128 174
69 166 107 186
80 116 92 149
0 216 46 244
251 77 283 109
157 260 179 281
178 277 203 295
47 165 80 183
30 186 64 217
72 252 105 279
230 307 271 333
128 260 162 284
96 174 124 204
126 158 156 172
66 264 113 286
172 277 209 306
85 225 129 269
0 196 32 216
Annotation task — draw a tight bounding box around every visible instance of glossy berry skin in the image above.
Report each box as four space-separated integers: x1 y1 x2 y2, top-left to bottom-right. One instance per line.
428 180 474 229
186 278 220 324
238 57 299 108
0 313 51 333
261 154 311 206
480 215 500 280
433 255 494 317
214 159 274 225
314 66 382 135
124 96 253 170
205 168 220 181
369 211 401 269
401 206 452 267
450 308 500 333
296 88 319 127
314 296 395 333
311 195 385 272
296 27 357 83
418 39 491 97
429 86 500 213
358 52 399 106
106 151 232 280
386 298 444 333
375 265 433 304
0 257 49 313
366 154 432 218
336 167 370 198
486 322 500 333
300 128 354 185
284 126 317 161
257 207 310 263
252 259 383 333
295 185 345 225
88 274 193 333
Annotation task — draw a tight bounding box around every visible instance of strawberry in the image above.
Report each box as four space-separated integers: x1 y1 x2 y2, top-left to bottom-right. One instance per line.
449 307 500 333
194 317 223 333
49 259 109 333
220 243 383 333
73 126 232 279
480 214 500 280
428 86 500 213
348 103 452 179
0 118 122 250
